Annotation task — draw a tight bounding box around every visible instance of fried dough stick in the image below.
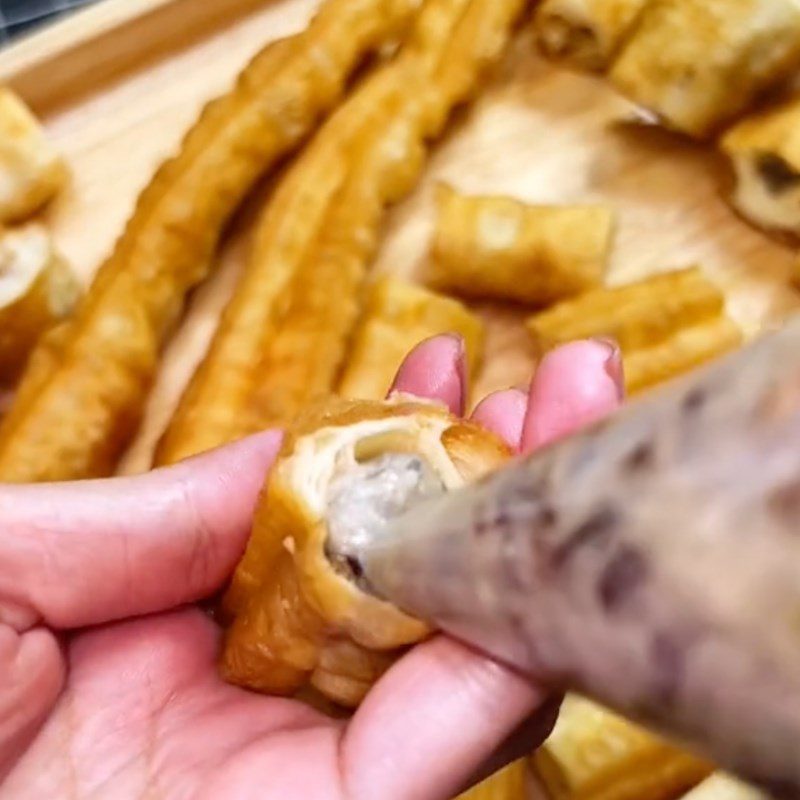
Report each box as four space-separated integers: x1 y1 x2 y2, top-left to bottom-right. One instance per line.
429 184 614 305
535 696 713 800
247 88 431 426
156 0 525 463
0 224 80 384
720 95 800 238
338 277 485 401
534 0 649 72
0 0 418 482
249 0 525 430
155 63 421 465
156 0 475 465
609 0 800 139
526 268 742 394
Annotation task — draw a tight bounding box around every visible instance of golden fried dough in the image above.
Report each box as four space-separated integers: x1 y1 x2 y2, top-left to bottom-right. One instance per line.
249 0 525 431
154 61 419 465
0 88 67 222
220 397 510 706
0 0 418 482
610 0 800 138
457 760 531 800
535 696 713 800
157 0 525 463
429 184 613 305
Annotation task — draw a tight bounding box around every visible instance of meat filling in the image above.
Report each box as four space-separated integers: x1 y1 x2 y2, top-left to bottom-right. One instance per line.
326 453 446 588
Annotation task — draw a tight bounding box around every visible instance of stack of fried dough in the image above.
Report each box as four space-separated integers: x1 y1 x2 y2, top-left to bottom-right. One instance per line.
534 0 800 255
0 1 789 799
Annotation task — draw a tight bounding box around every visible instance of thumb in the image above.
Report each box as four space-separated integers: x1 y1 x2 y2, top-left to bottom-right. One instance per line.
0 430 282 631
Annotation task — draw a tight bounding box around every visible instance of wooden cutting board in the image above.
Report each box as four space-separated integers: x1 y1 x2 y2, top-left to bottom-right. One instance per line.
2 0 797 478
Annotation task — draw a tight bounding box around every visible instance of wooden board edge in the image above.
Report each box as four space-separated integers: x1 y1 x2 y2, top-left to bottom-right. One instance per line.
0 0 279 112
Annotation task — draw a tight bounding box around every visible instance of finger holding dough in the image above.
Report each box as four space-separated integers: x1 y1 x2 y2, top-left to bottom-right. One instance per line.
388 332 469 416
523 339 624 451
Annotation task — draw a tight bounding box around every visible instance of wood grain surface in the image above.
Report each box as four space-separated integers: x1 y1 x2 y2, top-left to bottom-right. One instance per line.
3 0 796 478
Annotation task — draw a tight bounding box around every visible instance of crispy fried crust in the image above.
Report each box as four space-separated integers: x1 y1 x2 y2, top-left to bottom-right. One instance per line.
535 696 713 800
155 0 472 464
526 268 723 351
0 224 79 384
248 0 525 431
457 760 531 800
245 75 431 428
429 184 613 305
338 276 485 401
623 317 743 395
526 267 742 394
220 397 510 706
155 62 418 465
0 88 67 222
720 95 800 237
610 0 800 139
0 0 419 482
533 0 648 71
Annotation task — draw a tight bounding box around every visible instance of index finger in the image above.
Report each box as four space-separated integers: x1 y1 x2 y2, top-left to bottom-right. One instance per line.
0 431 282 631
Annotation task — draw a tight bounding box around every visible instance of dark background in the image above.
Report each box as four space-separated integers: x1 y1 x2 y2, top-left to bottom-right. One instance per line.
0 0 99 43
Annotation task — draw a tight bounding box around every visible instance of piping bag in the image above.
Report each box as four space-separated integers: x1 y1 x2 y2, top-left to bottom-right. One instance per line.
355 314 800 797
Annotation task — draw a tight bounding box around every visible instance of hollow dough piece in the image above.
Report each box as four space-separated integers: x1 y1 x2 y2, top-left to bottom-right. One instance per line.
220 397 510 707
534 0 649 71
720 95 800 238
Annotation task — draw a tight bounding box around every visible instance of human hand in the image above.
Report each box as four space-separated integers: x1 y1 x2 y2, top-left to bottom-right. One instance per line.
0 335 623 800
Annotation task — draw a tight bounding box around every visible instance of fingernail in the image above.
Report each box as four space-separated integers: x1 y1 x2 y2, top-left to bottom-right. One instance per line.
592 336 625 400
